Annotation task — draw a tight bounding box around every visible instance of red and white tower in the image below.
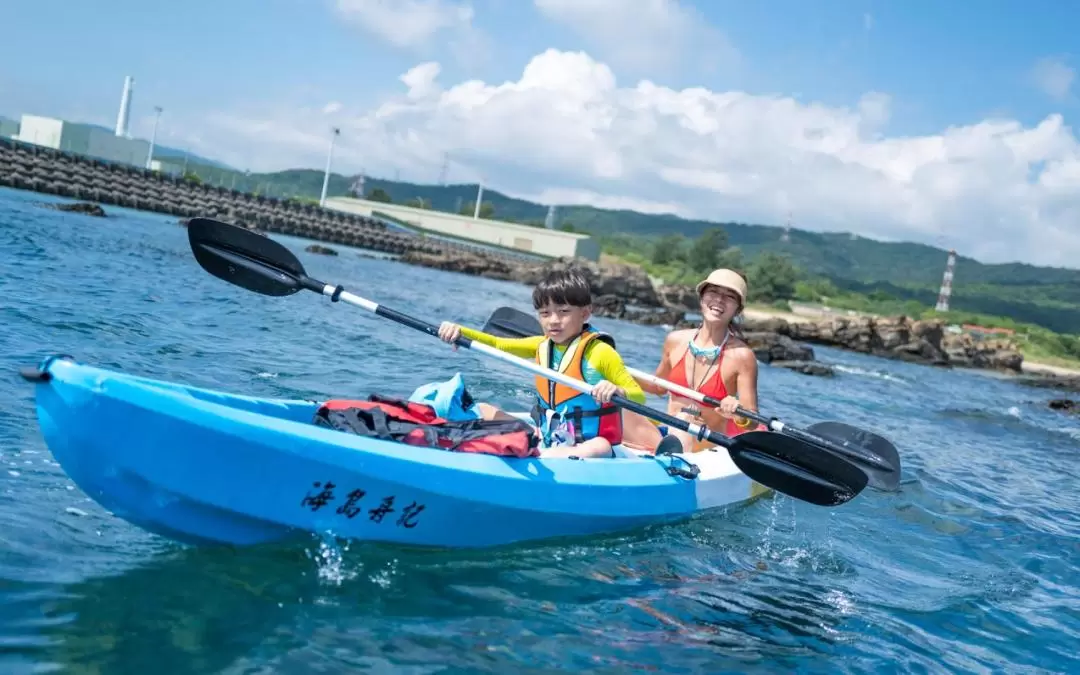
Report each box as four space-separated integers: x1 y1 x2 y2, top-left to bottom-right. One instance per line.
935 249 957 312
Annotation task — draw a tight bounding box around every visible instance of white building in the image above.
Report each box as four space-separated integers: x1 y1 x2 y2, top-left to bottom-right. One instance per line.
14 114 151 166
325 196 600 261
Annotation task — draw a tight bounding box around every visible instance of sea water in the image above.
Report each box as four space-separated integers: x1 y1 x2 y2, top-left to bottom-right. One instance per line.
1 186 1078 673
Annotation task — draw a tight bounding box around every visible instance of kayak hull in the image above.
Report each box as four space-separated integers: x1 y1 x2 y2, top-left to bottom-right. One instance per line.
23 356 772 549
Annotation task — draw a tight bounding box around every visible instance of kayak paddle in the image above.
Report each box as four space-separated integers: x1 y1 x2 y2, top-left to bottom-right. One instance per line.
186 218 869 507
482 305 902 492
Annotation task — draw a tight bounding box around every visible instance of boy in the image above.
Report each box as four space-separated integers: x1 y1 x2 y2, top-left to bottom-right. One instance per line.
437 268 646 458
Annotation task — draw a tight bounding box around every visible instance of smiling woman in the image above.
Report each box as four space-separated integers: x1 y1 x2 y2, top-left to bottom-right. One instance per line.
623 268 762 453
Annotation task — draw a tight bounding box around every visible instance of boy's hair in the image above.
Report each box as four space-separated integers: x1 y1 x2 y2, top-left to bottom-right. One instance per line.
532 268 593 309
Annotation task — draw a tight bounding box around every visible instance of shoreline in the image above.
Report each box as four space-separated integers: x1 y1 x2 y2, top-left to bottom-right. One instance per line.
743 304 1080 378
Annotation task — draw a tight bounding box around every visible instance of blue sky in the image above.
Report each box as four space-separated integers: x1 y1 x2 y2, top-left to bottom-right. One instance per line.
2 0 1075 138
1 0 1078 266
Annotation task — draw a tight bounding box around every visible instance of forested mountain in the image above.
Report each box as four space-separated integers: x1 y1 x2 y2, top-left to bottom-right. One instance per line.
175 162 1080 332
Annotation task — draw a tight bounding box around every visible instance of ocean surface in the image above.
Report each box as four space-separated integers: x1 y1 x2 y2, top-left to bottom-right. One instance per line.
1 185 1078 674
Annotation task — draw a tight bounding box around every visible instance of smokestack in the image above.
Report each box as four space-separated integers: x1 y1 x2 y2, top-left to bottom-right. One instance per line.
115 76 134 138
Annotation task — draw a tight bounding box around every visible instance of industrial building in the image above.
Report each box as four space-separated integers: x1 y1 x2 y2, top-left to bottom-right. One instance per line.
7 75 182 174
14 114 152 165
324 196 600 261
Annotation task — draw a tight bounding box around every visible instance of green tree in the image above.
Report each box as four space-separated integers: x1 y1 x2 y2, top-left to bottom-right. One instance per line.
459 200 495 218
747 252 798 303
651 233 686 265
366 188 393 203
685 227 729 272
715 246 744 272
794 277 840 302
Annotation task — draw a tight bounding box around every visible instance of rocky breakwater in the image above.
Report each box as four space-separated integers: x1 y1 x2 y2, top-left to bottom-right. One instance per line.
0 137 531 264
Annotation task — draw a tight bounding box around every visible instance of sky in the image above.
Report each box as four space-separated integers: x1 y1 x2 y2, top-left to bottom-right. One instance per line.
1 0 1078 268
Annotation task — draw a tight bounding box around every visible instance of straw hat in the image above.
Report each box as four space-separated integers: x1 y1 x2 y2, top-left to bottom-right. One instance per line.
695 268 747 304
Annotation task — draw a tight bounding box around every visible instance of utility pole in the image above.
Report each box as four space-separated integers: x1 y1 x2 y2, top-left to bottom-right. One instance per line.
145 106 162 170
319 127 340 207
473 179 484 219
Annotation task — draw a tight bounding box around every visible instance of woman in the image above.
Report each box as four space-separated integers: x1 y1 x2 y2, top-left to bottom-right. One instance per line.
623 268 760 454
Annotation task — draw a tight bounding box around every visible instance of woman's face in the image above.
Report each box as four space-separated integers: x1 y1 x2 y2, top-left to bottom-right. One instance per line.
699 284 742 323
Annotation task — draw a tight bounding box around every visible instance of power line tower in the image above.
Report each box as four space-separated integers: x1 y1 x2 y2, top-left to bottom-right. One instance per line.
544 204 557 229
438 152 449 185
349 173 365 198
935 249 957 312
780 210 791 242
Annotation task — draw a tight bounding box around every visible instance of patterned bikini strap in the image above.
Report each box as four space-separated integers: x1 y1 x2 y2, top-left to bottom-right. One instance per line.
687 328 730 360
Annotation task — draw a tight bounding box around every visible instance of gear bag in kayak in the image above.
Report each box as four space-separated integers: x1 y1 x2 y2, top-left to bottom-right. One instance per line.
313 395 541 458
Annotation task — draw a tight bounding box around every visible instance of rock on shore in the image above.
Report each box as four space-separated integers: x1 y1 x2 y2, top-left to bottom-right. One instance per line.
721 315 1024 373
1049 398 1076 413
1013 374 1080 393
398 249 662 307
37 200 108 217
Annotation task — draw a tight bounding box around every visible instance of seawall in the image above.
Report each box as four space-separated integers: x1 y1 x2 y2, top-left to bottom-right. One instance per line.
0 138 527 262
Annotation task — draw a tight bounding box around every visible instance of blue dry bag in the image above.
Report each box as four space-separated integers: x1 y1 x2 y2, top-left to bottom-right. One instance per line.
408 372 482 421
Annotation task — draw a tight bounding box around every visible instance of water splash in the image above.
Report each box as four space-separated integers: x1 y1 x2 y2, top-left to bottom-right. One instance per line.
304 531 359 587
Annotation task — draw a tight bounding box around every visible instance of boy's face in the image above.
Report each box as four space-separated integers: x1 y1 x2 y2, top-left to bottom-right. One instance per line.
536 302 591 343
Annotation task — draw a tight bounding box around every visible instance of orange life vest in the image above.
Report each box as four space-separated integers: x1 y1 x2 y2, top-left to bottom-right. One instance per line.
531 327 623 446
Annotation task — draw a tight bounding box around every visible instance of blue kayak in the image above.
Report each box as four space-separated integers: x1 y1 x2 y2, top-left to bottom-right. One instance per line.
20 355 772 549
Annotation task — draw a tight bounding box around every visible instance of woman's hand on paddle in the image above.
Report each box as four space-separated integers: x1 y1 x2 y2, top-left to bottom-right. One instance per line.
438 321 462 351
714 395 741 418
591 380 624 404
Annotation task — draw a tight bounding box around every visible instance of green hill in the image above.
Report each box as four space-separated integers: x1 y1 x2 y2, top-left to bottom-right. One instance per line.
175 162 1080 334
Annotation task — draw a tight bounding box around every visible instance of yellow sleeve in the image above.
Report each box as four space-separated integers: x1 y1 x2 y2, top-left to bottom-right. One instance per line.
459 326 543 359
584 341 647 404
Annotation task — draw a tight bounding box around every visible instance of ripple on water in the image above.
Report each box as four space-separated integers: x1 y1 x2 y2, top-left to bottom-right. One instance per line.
1 186 1079 673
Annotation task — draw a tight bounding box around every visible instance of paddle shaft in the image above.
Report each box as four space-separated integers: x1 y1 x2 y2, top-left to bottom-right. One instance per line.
629 367 897 471
319 284 729 448
631 367 766 423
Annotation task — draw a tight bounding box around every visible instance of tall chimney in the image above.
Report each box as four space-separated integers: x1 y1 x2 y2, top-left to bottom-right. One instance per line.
115 76 134 137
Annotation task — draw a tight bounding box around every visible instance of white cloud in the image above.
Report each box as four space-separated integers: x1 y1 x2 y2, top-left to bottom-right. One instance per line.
332 0 490 67
400 62 442 99
1031 56 1075 101
184 49 1080 268
533 0 738 75
334 0 473 48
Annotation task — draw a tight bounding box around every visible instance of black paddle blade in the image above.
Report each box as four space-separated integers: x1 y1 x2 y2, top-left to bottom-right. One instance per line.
805 421 902 492
187 217 315 297
727 430 870 507
483 306 541 338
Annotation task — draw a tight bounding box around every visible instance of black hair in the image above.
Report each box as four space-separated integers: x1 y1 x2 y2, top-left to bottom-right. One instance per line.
532 268 593 309
729 315 747 342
